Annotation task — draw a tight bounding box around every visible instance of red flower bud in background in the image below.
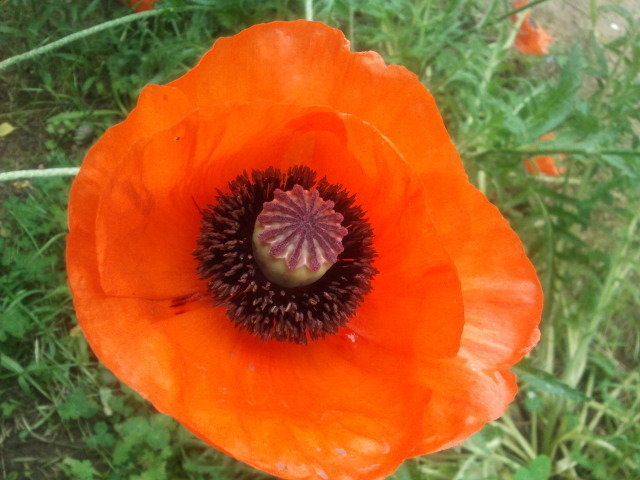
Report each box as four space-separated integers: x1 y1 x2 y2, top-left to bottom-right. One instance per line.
512 0 554 55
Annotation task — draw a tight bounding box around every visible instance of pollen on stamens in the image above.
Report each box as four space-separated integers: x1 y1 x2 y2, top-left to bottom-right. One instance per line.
193 166 377 344
252 185 348 287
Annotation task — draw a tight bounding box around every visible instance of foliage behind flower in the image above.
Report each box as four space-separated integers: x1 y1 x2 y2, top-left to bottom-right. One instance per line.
66 21 542 480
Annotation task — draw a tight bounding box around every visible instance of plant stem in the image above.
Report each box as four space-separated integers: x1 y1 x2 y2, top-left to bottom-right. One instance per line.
0 168 80 182
474 148 640 157
0 7 210 73
304 0 314 21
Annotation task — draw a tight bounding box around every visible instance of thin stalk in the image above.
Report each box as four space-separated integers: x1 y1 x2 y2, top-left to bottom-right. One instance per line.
562 214 639 387
491 0 553 24
501 414 537 460
543 213 639 455
473 148 640 157
0 167 80 182
530 409 538 455
0 10 161 73
0 6 210 73
531 190 556 325
304 0 314 21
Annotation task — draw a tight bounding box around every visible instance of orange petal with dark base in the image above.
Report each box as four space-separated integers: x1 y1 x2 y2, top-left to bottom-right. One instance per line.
70 98 469 478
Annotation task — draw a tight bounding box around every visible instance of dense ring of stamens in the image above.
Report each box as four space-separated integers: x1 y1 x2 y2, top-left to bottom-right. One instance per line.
193 166 377 344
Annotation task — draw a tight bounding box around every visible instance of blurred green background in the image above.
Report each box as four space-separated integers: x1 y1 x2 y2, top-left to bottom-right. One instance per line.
1 0 639 478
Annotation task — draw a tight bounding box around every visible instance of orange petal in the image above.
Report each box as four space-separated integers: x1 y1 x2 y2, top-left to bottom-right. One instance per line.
91 102 307 299
90 103 311 299
169 21 466 181
95 115 204 298
68 85 194 298
515 18 554 55
72 228 431 480
510 0 530 22
68 85 193 234
411 358 518 455
524 132 566 176
130 0 156 12
90 100 465 358
156 306 431 480
418 173 542 370
361 72 542 371
524 155 566 176
70 232 432 480
332 114 464 359
68 98 467 479
389 170 541 453
510 2 554 55
539 132 557 141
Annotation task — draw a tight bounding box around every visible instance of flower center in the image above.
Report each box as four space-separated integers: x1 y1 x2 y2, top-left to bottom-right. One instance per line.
252 185 348 287
193 166 377 344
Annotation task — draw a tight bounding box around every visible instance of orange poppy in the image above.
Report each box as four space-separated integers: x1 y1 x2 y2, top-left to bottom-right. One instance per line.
67 21 542 480
524 132 567 176
129 0 156 12
511 0 554 55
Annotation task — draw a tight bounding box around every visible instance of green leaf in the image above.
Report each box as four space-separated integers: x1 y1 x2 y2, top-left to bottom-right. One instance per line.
112 438 134 466
0 309 31 339
514 455 552 480
58 388 100 420
118 416 149 439
389 460 424 480
86 421 115 449
1 401 18 417
61 458 98 480
523 392 544 413
529 46 583 137
0 353 25 374
146 426 170 450
514 361 588 402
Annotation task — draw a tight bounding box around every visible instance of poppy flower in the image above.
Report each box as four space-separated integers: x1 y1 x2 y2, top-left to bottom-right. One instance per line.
511 0 554 55
524 132 567 176
128 0 156 12
67 21 542 480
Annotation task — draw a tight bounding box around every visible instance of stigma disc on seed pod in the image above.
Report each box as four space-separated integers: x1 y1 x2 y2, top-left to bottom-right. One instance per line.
252 184 348 287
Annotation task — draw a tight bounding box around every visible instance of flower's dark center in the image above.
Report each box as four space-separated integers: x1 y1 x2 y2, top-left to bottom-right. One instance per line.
193 166 377 344
252 184 348 287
